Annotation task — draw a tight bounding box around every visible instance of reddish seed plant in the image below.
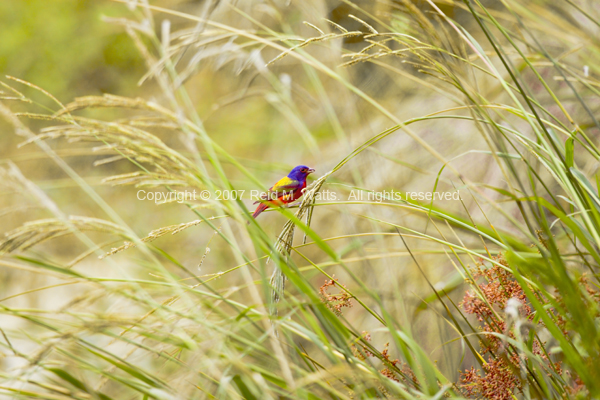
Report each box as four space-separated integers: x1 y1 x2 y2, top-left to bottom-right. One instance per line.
351 331 373 361
319 275 353 316
350 332 418 390
551 273 600 338
321 279 416 387
379 342 418 387
459 254 567 399
460 357 522 400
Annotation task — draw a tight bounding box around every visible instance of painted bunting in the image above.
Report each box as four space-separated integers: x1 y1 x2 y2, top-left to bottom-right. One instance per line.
252 165 315 218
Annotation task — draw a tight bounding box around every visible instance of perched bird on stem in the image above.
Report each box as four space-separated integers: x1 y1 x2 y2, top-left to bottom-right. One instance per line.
252 165 315 218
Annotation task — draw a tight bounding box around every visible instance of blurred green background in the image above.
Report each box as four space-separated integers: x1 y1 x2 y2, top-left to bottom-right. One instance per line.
0 0 144 98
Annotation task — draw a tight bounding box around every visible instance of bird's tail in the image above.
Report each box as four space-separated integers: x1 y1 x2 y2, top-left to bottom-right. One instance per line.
252 202 269 218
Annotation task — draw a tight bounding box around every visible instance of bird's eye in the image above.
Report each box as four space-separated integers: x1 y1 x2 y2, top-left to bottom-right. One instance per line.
301 168 307 172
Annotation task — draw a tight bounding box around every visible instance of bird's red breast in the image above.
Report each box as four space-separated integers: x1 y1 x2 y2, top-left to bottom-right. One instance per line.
252 179 306 218
251 165 314 219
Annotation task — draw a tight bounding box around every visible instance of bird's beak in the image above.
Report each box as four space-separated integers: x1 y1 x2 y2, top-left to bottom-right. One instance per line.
307 168 315 174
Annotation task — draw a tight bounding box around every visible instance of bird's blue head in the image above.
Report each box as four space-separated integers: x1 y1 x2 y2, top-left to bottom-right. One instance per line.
287 165 315 181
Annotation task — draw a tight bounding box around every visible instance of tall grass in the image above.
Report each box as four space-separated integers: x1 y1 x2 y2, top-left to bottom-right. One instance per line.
1 0 599 398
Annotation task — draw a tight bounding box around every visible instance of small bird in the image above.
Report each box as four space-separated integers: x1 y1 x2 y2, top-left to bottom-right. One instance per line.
252 165 315 218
